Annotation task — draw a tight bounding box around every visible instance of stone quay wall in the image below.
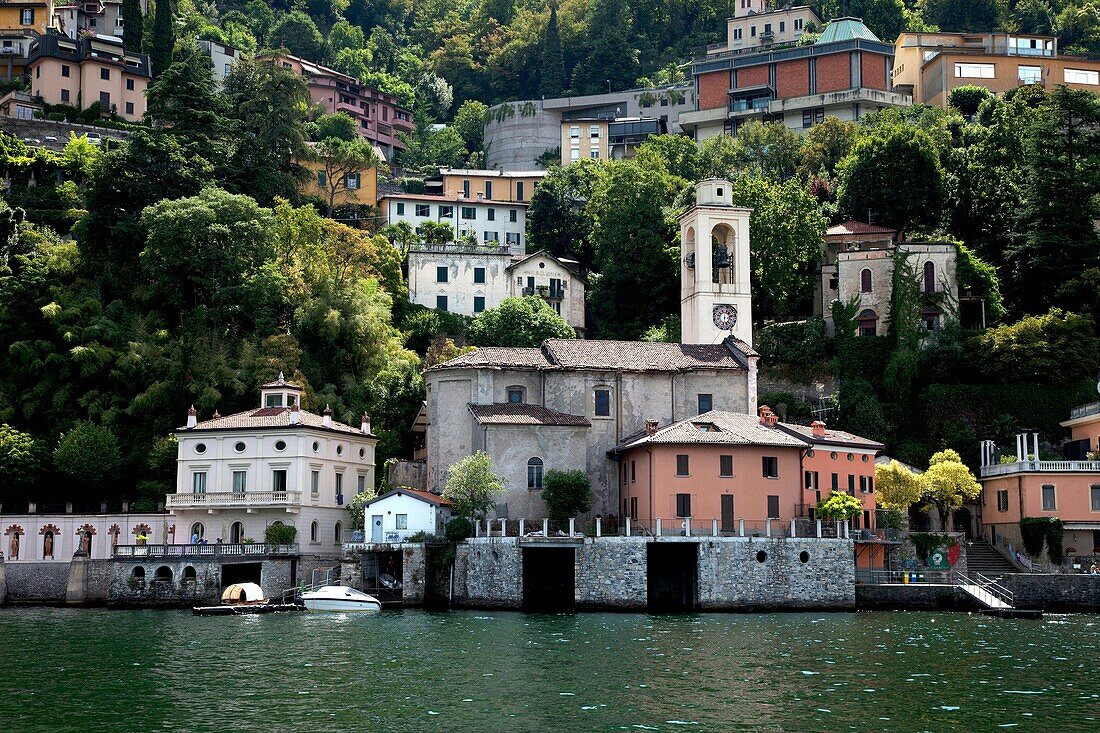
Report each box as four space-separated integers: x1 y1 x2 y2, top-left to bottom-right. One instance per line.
453 539 523 608
1002 573 1100 612
575 537 647 610
1 561 71 603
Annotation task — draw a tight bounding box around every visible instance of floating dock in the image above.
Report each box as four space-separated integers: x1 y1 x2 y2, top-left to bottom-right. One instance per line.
193 603 305 616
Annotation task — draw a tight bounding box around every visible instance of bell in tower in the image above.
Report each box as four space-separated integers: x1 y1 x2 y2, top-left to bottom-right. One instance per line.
677 179 753 346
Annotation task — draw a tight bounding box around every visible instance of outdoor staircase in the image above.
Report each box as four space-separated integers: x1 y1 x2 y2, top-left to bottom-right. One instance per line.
965 539 1017 579
956 573 1013 610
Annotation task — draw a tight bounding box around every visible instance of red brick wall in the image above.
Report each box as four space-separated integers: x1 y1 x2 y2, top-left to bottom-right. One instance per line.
817 53 851 93
862 51 889 90
697 70 731 110
737 64 770 88
775 59 810 99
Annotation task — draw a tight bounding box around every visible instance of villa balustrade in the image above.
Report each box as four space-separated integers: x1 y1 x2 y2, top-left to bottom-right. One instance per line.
112 543 298 560
979 460 1100 478
165 490 303 509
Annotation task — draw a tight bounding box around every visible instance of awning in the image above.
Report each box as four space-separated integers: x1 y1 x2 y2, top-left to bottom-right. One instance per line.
1062 523 1100 531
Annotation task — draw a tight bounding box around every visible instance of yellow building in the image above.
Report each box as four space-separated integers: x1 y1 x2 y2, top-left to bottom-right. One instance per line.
297 156 378 212
560 117 664 165
0 0 58 80
436 168 546 203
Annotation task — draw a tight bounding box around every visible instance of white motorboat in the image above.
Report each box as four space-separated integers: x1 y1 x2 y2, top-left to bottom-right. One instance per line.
300 585 382 612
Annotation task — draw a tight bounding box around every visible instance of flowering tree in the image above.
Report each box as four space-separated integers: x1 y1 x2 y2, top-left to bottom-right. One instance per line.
875 459 923 510
921 449 981 527
442 451 505 520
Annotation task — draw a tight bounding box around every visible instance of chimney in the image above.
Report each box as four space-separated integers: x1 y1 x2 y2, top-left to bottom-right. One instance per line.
812 420 826 438
322 404 333 428
289 402 300 425
645 419 659 436
360 413 371 435
186 405 197 429
758 405 778 427
212 409 221 419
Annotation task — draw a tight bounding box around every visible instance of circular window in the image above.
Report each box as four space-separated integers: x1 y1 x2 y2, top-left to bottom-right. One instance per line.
538 262 545 269
830 451 838 460
861 455 869 463
847 453 854 461
274 440 286 452
359 448 365 458
799 550 810 564
194 443 206 454
234 441 246 453
336 445 343 455
756 550 767 563
312 441 319 452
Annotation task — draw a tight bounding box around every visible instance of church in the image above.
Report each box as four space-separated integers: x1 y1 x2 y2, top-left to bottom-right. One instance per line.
423 180 759 518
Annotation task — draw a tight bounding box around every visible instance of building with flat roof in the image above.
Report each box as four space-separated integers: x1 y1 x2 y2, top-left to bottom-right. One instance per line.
27 32 149 121
380 193 527 251
893 31 1100 107
681 17 911 140
197 37 241 87
0 0 60 80
707 1 821 55
560 117 664 165
431 168 547 203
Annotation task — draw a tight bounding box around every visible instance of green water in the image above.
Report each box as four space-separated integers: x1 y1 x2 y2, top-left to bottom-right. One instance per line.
1 608 1098 733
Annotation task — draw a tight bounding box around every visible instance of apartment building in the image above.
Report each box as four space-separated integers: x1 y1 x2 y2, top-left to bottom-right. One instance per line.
57 0 141 43
380 193 527 250
261 53 413 161
710 0 821 54
432 168 547 203
559 117 663 164
893 32 1100 107
28 32 149 120
681 17 911 140
0 0 57 80
197 38 241 87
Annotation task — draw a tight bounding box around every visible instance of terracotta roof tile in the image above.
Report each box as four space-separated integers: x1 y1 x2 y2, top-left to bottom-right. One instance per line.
778 423 885 450
469 403 590 427
179 407 366 436
826 220 896 236
367 488 453 507
430 347 550 370
615 411 808 450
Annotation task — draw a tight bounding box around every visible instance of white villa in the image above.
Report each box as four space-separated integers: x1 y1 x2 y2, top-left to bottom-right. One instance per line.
379 193 528 250
171 374 376 551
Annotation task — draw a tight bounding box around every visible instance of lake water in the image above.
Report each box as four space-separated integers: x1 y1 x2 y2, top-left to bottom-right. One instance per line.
2 608 1098 732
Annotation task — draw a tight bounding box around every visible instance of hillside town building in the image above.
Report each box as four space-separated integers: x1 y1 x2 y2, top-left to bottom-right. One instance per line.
715 1 821 53
430 168 546 203
0 0 57 80
893 31 1100 108
197 37 241 87
57 0 142 42
560 117 664 164
171 375 376 550
423 180 758 518
680 17 911 140
27 32 149 121
380 193 527 249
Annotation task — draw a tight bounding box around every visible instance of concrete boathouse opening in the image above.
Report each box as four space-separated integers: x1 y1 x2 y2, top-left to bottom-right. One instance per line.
522 547 576 611
221 562 262 587
647 542 698 612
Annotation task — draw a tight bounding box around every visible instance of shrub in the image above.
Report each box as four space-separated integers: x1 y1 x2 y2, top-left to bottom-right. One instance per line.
949 85 993 116
1020 517 1048 558
445 516 473 543
973 309 1099 386
264 522 297 545
542 469 593 520
757 318 826 365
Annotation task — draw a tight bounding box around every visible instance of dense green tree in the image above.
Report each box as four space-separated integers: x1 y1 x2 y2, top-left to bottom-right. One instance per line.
145 48 233 148
270 10 325 60
923 0 1001 32
526 158 602 270
875 459 923 510
817 491 863 521
836 123 944 234
637 134 703 181
150 0 175 77
452 100 488 154
701 122 803 181
572 0 639 95
973 309 1100 385
309 113 358 142
442 451 505 520
467 296 576 347
948 84 993 116
542 469 593 520
122 0 144 52
308 137 381 214
799 116 858 180
812 1 906 40
0 424 44 494
539 2 566 97
54 422 122 490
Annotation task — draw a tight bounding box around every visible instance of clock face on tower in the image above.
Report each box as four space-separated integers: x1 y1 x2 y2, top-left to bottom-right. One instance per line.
712 304 737 330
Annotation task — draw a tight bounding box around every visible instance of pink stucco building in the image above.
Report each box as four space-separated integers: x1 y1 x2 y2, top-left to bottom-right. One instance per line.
27 32 148 121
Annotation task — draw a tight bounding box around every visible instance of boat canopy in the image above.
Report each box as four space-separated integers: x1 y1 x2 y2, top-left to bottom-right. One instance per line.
222 583 266 603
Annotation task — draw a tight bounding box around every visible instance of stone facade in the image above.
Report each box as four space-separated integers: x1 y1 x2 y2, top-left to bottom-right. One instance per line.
453 540 523 608
401 544 427 605
2 561 70 603
574 537 647 610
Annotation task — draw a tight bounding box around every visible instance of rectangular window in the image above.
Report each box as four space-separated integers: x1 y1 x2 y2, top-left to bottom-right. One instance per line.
696 394 713 414
436 266 448 283
487 208 495 221
61 65 70 78
272 470 287 493
955 63 995 79
676 454 690 476
60 89 70 102
357 475 366 495
630 460 636 483
751 25 756 37
795 18 803 30
20 9 33 24
316 170 327 188
232 471 246 493
767 495 780 519
507 388 524 403
569 125 580 139
1042 484 1056 511
733 28 742 41
509 209 518 223
126 78 135 91
779 21 785 33
1018 65 1042 84
484 181 493 199
590 150 600 159
439 205 454 218
415 203 430 217
462 179 470 197
473 296 485 313
516 182 524 200
100 68 110 81
396 514 408 530
483 231 499 242
848 474 856 495
345 172 360 189
396 202 405 215
192 472 207 494
99 91 110 108
594 389 610 417
630 497 638 520
859 475 869 493
125 102 134 115
570 148 580 161
676 493 691 518
762 456 778 479
1065 68 1100 85
805 471 818 490
831 472 839 490
436 295 448 311
461 206 476 220
764 23 772 34
997 490 1009 512
310 470 320 496
335 472 343 502
720 454 734 477
1092 485 1100 511
473 267 485 284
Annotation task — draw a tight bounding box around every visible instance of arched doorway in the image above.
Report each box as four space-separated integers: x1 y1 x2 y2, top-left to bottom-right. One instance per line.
229 521 244 544
190 523 205 543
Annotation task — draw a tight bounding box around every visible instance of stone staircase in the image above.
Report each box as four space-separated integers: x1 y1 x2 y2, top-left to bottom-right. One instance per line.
965 539 1017 579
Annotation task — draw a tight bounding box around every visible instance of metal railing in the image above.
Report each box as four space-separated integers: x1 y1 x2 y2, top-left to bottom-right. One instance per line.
856 569 955 584
165 490 303 509
467 517 858 540
112 543 298 560
1070 401 1100 420
980 459 1100 477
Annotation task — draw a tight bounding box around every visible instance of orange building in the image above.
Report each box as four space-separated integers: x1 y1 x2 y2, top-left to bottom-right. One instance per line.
978 403 1100 567
27 32 149 121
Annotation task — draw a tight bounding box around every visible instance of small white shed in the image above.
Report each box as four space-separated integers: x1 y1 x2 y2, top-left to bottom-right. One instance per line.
363 489 453 543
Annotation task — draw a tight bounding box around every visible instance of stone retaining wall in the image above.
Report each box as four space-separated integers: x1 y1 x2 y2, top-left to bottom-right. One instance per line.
1002 573 1100 612
575 537 647 610
2 561 69 603
453 539 523 608
856 583 984 611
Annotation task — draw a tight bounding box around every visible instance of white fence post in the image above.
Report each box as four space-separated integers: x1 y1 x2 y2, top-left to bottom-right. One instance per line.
766 518 772 537
625 516 631 537
816 519 822 538
685 517 692 537
519 518 525 537
543 518 549 536
656 517 663 536
791 518 796 537
500 518 506 537
595 516 602 537
739 518 745 537
712 518 718 537
568 517 575 537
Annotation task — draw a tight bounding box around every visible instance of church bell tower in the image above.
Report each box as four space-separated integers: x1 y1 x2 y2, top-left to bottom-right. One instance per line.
679 179 753 346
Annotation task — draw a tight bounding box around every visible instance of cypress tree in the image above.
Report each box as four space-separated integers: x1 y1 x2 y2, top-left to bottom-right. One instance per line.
538 3 565 98
150 0 174 77
121 0 143 52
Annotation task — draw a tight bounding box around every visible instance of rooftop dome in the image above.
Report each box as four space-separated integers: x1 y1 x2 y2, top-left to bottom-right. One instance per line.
815 17 882 45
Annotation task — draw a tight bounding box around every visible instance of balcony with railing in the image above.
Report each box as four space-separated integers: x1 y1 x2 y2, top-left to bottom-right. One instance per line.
165 490 303 511
980 460 1100 478
1069 401 1100 421
112 543 298 560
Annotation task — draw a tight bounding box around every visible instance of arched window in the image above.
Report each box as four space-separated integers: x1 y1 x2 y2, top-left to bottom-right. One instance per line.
310 521 318 543
857 309 878 337
229 521 244 544
189 523 205 543
131 566 145 580
334 522 342 543
923 261 935 293
710 224 736 285
182 566 197 581
527 457 544 490
860 268 872 293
